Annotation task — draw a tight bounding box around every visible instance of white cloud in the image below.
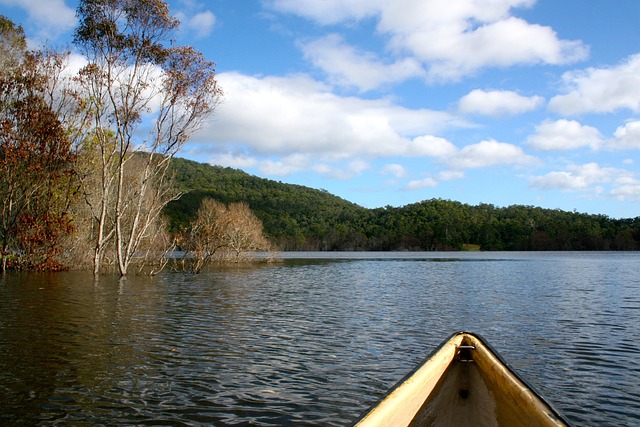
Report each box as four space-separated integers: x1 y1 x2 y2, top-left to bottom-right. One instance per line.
530 171 588 190
530 163 636 193
610 120 640 150
528 119 640 152
549 53 640 115
270 0 588 80
611 185 640 201
184 11 217 38
438 170 465 181
173 0 217 38
459 89 544 117
527 119 603 151
197 72 540 187
212 154 371 179
195 72 460 162
405 177 438 190
0 0 76 38
175 9 217 39
387 15 588 81
208 152 258 170
300 34 425 92
266 0 379 25
447 139 536 169
403 169 466 191
381 164 409 178
408 135 458 157
313 159 371 180
259 154 312 175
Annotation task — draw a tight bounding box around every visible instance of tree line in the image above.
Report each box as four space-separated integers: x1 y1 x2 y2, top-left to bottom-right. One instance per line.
166 158 640 252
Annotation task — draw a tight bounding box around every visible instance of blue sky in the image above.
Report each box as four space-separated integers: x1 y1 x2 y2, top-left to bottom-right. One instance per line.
2 0 640 218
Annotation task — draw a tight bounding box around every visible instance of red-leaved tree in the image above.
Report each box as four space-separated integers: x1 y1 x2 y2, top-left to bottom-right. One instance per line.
0 52 77 271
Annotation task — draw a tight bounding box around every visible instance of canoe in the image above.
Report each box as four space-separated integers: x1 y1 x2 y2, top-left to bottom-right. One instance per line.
354 332 571 426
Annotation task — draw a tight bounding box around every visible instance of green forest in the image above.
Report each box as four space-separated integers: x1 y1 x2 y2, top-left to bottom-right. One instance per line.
166 157 640 252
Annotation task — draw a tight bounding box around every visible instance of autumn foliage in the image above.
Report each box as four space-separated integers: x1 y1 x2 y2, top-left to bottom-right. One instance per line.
0 53 76 271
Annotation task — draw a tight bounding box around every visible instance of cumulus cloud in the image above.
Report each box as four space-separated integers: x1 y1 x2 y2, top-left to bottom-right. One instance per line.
387 15 588 81
611 184 640 201
381 164 409 178
206 152 258 170
549 53 640 115
531 171 588 190
0 0 76 38
267 0 378 25
299 34 425 92
439 170 465 181
404 170 466 190
206 152 371 178
530 163 637 194
195 72 460 161
314 159 372 180
270 0 588 80
446 139 536 169
173 0 217 38
527 119 640 152
194 72 543 189
610 120 640 150
408 135 458 157
527 119 603 151
459 89 544 117
259 154 313 176
396 138 536 192
405 177 439 190
182 10 217 38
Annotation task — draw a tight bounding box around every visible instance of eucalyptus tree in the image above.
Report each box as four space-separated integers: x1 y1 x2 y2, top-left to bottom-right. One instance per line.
73 0 222 275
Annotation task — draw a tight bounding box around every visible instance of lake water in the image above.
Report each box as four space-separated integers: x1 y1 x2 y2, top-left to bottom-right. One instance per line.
1 252 639 426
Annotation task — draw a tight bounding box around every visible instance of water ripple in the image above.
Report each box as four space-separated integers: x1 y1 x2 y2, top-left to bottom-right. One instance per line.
1 253 640 425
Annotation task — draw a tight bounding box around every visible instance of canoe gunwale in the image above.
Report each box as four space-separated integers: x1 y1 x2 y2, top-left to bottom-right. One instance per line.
352 331 572 426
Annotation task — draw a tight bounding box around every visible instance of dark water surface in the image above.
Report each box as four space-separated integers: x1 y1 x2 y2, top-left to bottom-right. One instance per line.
1 252 639 426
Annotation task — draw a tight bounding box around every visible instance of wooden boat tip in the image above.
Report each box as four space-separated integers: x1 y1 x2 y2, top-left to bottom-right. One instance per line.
354 331 571 427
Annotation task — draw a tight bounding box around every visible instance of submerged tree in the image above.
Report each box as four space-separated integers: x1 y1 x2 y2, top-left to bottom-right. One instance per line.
0 52 76 271
224 202 270 261
73 0 222 275
182 198 229 273
180 199 270 273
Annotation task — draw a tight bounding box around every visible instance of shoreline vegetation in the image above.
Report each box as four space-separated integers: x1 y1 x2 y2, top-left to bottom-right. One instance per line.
1 4 639 275
166 158 640 254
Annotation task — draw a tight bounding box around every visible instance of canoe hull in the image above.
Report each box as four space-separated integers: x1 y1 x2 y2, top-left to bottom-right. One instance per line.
355 332 570 427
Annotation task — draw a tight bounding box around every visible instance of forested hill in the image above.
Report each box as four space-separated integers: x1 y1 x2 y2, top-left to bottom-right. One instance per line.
166 157 640 251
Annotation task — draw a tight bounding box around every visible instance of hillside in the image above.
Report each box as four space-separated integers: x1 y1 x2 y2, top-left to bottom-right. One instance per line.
166 157 369 249
166 157 640 251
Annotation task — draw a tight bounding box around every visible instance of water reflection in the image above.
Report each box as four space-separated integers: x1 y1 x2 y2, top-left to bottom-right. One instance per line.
1 253 640 425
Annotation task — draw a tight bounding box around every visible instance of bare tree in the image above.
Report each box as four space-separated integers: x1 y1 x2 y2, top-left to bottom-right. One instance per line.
181 199 229 273
224 202 271 262
73 0 222 275
180 199 270 272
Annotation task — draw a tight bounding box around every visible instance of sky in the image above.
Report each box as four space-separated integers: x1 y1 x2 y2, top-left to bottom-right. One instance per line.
2 0 640 219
